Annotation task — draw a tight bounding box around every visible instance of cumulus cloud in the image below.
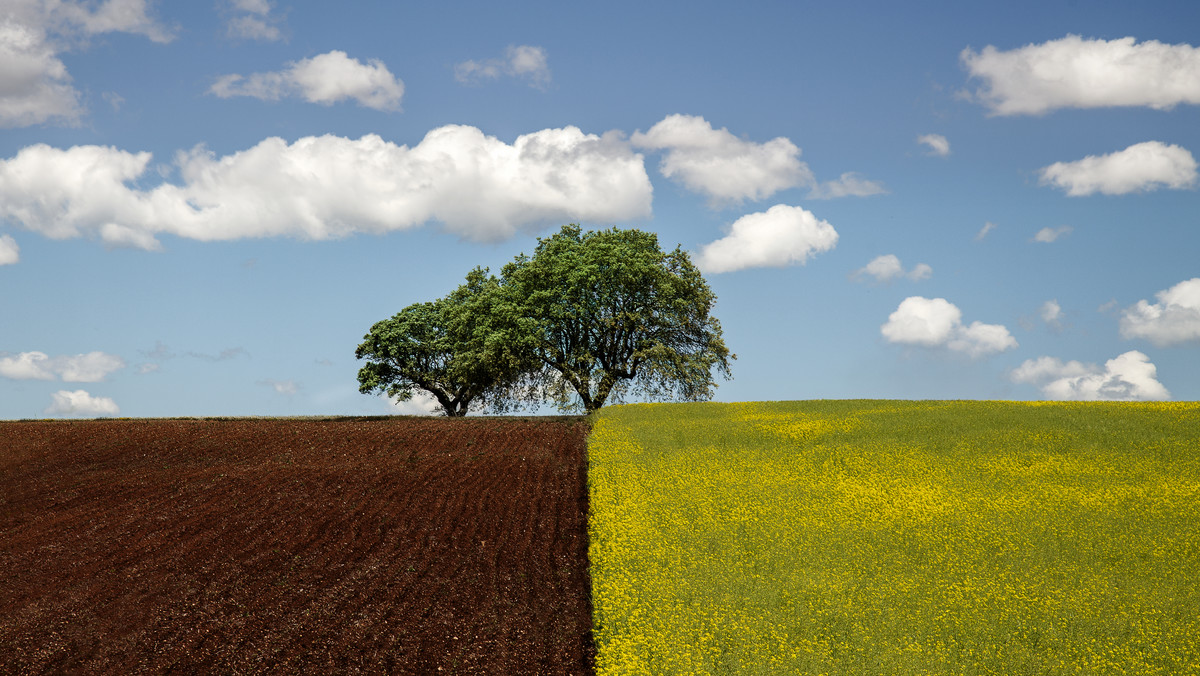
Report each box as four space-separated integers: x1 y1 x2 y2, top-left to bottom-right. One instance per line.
808 172 887 199
962 35 1200 116
918 134 951 157
631 114 883 205
1120 277 1200 346
0 234 18 264
0 18 82 127
0 351 125 381
210 50 404 111
853 254 932 283
881 296 1017 357
975 221 996 241
1011 351 1170 401
455 45 551 89
0 0 173 128
0 125 652 246
45 389 120 416
631 114 814 205
1033 226 1072 243
225 0 283 41
695 204 838 274
1038 141 1197 196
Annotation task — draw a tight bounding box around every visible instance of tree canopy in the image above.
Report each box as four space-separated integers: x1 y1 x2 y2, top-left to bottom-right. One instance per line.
355 267 528 416
500 224 733 413
357 225 733 415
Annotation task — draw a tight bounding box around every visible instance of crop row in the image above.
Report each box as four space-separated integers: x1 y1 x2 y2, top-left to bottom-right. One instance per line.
587 400 1200 675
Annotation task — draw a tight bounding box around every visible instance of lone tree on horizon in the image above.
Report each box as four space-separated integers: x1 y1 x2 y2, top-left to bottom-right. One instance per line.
356 224 733 415
499 224 733 413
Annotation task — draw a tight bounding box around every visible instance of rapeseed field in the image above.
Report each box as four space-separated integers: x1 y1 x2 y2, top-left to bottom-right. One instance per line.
587 400 1200 675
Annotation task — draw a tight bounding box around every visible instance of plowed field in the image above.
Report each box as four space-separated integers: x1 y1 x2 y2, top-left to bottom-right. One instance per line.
0 417 594 675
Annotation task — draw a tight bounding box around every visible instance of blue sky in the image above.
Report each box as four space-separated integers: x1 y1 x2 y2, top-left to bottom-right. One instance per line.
2 0 1199 417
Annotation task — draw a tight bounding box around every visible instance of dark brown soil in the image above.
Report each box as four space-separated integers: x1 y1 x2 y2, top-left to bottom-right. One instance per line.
0 417 594 674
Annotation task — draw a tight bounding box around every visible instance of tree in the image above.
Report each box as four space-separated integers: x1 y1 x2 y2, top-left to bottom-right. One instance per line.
500 224 733 413
355 268 529 416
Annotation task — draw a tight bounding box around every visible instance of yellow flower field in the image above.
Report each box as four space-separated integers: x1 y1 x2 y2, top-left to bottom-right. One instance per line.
588 400 1200 675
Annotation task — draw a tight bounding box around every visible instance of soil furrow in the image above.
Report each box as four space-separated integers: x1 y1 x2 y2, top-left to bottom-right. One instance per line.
0 417 594 674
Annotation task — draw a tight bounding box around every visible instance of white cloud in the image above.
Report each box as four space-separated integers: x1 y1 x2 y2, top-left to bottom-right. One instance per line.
1041 299 1063 328
917 134 950 157
225 0 283 41
1011 356 1093 384
808 172 887 199
854 254 932 283
0 125 652 246
455 45 551 89
0 0 173 128
259 378 299 395
386 391 440 416
50 0 174 42
631 114 813 205
695 204 838 274
962 35 1200 116
975 221 996 241
860 254 903 282
56 351 126 381
211 50 404 111
881 296 1017 357
45 389 120 416
1120 277 1200 346
1011 351 1170 401
0 350 125 381
1033 226 1072 243
909 263 933 281
1038 141 1197 196
0 234 18 264
0 18 83 127
0 352 55 380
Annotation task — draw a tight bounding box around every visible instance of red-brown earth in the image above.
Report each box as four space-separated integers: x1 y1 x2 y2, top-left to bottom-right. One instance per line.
0 417 594 674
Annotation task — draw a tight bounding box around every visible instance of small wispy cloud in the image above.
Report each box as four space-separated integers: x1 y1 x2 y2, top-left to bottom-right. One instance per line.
186 347 249 362
975 221 997 241
455 45 551 89
917 133 951 157
808 172 887 199
1041 299 1063 329
259 379 300 395
852 254 932 284
225 0 284 41
1033 226 1072 243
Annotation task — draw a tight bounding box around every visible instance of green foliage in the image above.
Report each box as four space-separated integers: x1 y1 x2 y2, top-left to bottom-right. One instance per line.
500 224 733 413
355 267 531 416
